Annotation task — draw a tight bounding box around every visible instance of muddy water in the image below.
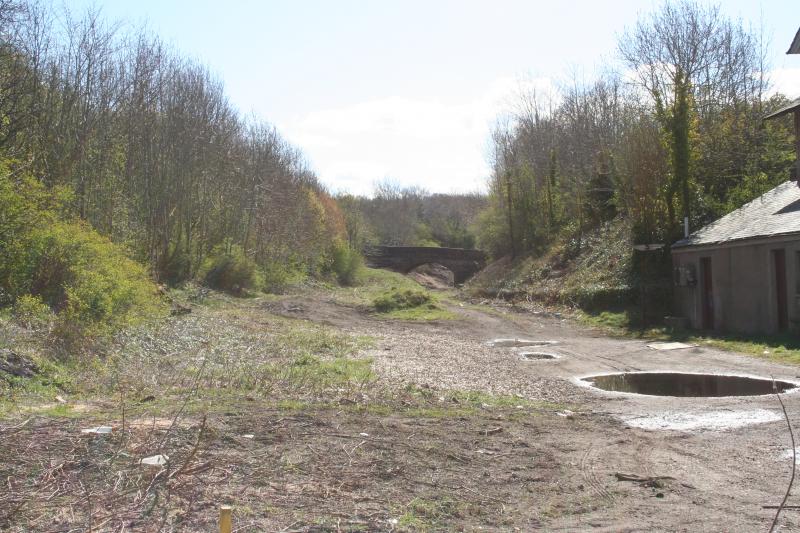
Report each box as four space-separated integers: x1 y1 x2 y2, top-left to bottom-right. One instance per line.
486 338 558 348
519 351 559 360
583 371 796 397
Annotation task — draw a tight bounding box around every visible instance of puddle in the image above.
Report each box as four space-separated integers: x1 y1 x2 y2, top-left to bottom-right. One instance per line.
519 351 560 361
622 409 782 431
582 371 797 397
487 338 558 348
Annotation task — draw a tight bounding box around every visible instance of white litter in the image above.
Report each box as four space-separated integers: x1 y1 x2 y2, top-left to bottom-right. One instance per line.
140 454 169 467
359 433 369 437
242 434 254 439
646 342 694 351
81 426 113 435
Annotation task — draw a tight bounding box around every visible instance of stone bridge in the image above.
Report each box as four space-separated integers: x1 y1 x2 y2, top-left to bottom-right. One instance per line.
364 246 488 284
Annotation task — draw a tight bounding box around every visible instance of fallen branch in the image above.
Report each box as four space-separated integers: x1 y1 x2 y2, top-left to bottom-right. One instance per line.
614 472 676 487
169 415 206 479
764 505 800 510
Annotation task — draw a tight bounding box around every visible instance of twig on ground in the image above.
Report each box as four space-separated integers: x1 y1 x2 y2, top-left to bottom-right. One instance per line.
770 380 796 533
169 415 206 479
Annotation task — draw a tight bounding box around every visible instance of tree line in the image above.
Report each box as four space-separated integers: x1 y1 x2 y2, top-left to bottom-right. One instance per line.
477 1 797 260
337 180 486 251
0 0 346 288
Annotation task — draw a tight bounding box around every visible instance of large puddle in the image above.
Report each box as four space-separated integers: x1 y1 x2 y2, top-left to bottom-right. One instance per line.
582 372 797 397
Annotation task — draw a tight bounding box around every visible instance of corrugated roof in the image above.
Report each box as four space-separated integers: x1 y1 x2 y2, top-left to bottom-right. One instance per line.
673 180 800 248
763 97 800 120
789 27 800 54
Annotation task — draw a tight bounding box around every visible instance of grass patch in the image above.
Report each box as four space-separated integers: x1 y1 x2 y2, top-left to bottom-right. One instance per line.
275 324 374 358
580 308 800 365
373 288 432 312
324 267 460 321
372 287 457 321
397 497 466 531
380 305 457 321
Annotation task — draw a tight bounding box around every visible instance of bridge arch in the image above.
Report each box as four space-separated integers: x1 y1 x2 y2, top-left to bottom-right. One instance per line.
364 246 487 285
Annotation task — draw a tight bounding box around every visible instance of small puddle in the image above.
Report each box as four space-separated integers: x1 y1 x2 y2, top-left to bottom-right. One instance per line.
486 338 558 348
582 372 796 397
520 351 560 361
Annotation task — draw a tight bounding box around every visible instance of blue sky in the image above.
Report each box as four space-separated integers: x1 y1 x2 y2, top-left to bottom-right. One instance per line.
68 0 800 195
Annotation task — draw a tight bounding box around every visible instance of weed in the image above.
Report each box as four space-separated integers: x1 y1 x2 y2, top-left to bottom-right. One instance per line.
373 288 432 312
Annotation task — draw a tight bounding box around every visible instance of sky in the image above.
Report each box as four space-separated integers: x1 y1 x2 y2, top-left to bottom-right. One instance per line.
68 0 800 195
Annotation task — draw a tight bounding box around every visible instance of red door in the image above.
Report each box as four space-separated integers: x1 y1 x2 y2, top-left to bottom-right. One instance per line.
774 249 788 331
700 257 714 329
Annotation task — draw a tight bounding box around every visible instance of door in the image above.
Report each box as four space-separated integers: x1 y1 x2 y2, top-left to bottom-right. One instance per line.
774 249 789 331
700 257 714 329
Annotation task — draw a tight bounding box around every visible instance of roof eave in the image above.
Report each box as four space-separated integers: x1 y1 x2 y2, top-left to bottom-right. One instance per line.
764 98 800 120
789 27 800 54
671 230 800 252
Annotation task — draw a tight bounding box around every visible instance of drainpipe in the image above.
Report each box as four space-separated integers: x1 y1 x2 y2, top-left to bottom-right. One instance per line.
794 110 800 185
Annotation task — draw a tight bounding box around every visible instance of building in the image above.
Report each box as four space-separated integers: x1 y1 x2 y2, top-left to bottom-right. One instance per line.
672 179 800 333
671 28 800 334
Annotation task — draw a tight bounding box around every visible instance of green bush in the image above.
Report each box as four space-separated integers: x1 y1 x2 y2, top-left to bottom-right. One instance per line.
329 241 363 286
198 244 260 294
1 163 162 336
32 221 162 332
261 260 307 294
373 288 432 313
13 294 52 328
158 243 192 286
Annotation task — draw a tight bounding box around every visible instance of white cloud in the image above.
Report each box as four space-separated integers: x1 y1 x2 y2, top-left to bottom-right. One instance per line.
280 76 554 196
770 67 800 99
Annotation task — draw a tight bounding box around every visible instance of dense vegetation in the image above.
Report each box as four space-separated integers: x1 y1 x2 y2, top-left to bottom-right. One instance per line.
471 1 798 320
2 0 798 335
338 182 486 250
0 0 352 334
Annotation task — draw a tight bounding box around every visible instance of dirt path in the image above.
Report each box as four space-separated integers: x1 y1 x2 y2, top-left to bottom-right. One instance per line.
5 287 800 531
271 291 800 531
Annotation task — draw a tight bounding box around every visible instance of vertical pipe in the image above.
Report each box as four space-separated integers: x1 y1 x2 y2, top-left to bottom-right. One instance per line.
684 217 689 238
220 506 232 533
794 111 800 182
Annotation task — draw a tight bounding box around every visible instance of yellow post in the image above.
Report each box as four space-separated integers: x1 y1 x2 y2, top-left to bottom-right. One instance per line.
219 505 232 533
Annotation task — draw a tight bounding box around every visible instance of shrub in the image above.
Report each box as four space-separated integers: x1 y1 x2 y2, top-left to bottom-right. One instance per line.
329 241 363 286
13 295 52 329
198 244 260 294
31 221 162 332
158 243 192 286
373 288 432 313
261 260 307 294
1 164 162 336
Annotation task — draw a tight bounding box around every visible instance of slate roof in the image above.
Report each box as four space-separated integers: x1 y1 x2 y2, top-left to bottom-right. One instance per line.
764 97 800 120
789 27 800 54
673 180 800 249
